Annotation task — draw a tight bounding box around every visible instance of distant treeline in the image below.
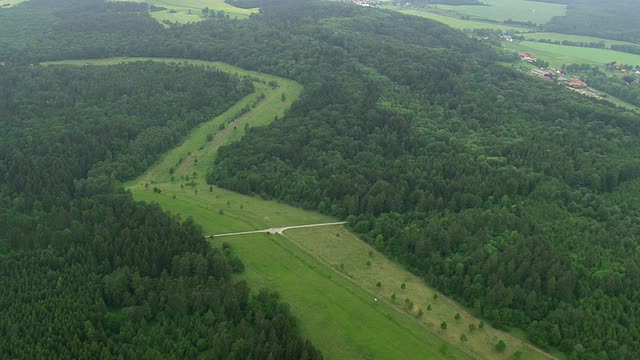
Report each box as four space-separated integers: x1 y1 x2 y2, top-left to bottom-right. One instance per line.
224 0 267 9
534 38 605 49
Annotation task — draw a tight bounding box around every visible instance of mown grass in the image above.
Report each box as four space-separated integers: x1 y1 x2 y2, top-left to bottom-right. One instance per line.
286 226 550 360
504 41 640 67
217 233 472 360
522 32 638 49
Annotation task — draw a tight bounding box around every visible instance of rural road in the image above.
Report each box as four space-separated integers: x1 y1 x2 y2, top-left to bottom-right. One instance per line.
207 221 347 238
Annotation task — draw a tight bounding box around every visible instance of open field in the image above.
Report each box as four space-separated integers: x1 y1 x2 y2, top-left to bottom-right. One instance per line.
51 57 552 359
391 8 530 32
522 32 638 49
114 0 257 24
286 226 551 360
419 0 565 25
504 41 640 67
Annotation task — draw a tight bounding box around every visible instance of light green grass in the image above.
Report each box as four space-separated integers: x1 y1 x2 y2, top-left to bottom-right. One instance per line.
286 226 550 360
429 0 566 25
523 32 638 49
113 0 257 25
504 41 640 67
391 8 530 32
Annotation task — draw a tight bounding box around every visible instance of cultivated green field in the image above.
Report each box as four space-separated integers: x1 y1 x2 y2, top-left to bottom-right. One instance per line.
50 57 553 359
391 8 530 32
504 41 640 67
414 0 566 25
115 0 257 24
523 32 638 49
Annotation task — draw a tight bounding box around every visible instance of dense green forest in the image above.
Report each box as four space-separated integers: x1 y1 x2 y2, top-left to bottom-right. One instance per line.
2 0 640 358
544 0 640 44
0 61 321 358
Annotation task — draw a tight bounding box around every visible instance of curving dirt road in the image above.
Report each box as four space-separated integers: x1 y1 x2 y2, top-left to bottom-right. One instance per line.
206 222 347 238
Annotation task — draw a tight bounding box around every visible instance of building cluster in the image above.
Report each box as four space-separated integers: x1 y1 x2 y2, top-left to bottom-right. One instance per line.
530 66 588 88
610 63 640 74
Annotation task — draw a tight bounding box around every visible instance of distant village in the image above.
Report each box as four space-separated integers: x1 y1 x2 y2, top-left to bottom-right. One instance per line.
518 51 640 101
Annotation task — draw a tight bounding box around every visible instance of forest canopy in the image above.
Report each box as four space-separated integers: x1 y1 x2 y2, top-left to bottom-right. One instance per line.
1 0 640 358
0 61 321 359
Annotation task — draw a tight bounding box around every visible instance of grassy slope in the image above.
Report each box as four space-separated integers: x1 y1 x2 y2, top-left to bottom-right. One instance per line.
50 57 550 359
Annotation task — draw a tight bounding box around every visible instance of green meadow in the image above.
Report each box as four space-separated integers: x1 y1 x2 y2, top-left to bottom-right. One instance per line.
0 0 23 7
392 8 530 32
49 57 553 359
286 226 551 360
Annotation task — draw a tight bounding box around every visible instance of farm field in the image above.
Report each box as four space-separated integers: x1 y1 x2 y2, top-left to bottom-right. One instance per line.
51 57 551 359
504 41 640 67
116 0 257 24
422 0 565 25
390 8 530 32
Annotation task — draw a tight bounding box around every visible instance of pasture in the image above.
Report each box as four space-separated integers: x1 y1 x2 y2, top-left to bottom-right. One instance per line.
504 41 640 67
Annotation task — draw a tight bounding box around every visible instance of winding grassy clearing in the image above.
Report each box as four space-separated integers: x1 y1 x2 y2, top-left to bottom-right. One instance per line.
48 57 552 359
504 41 640 67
